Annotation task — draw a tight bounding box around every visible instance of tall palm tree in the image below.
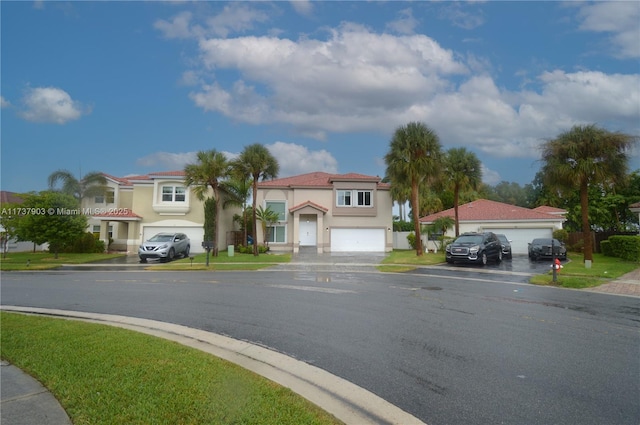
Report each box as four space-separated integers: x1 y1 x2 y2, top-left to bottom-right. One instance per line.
235 144 279 256
384 122 443 256
255 205 280 246
221 172 252 246
541 124 637 263
184 150 230 256
47 169 107 204
444 148 482 236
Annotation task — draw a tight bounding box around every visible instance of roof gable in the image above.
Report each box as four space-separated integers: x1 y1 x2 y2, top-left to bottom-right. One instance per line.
420 199 565 223
258 171 389 189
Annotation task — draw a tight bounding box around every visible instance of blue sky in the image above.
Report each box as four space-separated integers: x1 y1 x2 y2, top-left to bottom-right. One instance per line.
2 1 639 194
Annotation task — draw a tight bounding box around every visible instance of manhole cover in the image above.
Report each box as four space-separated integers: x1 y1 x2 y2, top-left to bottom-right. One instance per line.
422 286 442 290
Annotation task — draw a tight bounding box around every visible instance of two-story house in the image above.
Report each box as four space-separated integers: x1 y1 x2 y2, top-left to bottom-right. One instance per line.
255 172 393 253
83 171 238 254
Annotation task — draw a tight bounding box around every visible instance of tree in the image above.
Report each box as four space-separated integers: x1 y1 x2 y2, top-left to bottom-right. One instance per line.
540 124 637 263
384 122 443 256
48 169 107 204
16 191 88 258
255 206 279 246
444 148 482 236
184 150 230 256
235 144 279 256
222 170 253 247
431 215 455 251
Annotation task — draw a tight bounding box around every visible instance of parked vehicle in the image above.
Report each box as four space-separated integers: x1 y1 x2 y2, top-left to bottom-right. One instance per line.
139 233 190 262
445 232 502 266
496 234 512 259
528 238 567 261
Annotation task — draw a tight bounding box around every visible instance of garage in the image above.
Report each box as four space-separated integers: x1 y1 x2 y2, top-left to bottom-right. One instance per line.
330 228 385 252
485 228 552 255
142 226 205 254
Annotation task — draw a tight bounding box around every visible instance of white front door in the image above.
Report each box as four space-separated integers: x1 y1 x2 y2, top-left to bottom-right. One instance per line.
299 216 317 246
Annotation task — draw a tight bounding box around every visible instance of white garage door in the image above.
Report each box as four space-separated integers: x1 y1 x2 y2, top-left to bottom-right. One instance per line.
487 228 552 254
142 226 205 254
331 228 385 252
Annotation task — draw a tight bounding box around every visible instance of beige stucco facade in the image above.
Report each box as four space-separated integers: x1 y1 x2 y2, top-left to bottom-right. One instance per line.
256 173 393 253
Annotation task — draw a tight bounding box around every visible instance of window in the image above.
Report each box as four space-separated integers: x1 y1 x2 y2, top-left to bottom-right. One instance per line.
356 190 372 207
266 225 286 243
94 191 115 204
162 186 186 202
337 190 373 207
92 225 113 238
106 191 115 204
95 195 104 203
337 190 352 206
265 201 286 221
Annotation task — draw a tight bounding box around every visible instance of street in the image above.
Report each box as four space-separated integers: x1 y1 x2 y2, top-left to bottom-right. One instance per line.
1 269 638 425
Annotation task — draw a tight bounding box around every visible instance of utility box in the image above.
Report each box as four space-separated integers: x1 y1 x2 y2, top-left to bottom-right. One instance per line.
228 245 234 257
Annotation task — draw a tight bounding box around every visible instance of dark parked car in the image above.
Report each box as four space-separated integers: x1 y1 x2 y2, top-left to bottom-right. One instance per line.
139 232 190 262
496 234 512 259
446 232 502 266
528 238 567 261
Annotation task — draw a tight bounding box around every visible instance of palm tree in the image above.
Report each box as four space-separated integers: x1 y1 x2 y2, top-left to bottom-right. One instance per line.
235 144 279 256
221 172 252 246
255 206 280 246
384 122 443 256
444 148 482 236
47 169 107 204
184 150 230 256
432 216 455 251
541 124 637 263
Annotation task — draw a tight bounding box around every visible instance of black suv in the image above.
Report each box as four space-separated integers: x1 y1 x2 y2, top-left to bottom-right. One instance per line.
446 232 503 266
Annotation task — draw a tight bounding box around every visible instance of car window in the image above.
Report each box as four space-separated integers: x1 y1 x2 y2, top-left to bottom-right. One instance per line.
497 235 508 243
149 234 173 242
456 235 483 244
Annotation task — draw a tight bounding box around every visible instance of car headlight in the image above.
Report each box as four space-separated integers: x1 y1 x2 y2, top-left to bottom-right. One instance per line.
469 245 479 253
445 246 451 252
159 244 168 249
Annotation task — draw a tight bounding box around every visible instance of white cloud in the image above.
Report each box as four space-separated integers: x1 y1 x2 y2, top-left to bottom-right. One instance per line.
0 96 10 108
206 4 269 38
290 0 313 17
154 11 198 39
136 144 335 177
266 142 338 177
481 164 501 186
171 15 638 162
19 87 88 124
386 8 419 35
438 3 485 30
576 2 640 59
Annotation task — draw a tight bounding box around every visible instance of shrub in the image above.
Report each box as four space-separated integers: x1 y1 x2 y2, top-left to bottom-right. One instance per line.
236 244 269 254
553 229 569 243
607 235 640 262
406 232 416 250
600 240 613 257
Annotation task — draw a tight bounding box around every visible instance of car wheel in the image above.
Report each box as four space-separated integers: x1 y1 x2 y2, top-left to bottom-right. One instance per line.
480 252 488 266
497 250 502 263
183 245 190 258
168 248 175 261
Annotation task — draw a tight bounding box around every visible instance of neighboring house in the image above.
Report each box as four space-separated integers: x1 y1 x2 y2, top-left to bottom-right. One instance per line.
255 172 393 253
419 199 566 254
82 171 239 254
630 202 640 233
0 191 47 253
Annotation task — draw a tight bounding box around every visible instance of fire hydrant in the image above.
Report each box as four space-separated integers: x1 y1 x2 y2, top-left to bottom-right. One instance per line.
553 258 562 271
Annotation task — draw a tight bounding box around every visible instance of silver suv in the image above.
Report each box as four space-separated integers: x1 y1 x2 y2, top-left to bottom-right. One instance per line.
139 233 190 262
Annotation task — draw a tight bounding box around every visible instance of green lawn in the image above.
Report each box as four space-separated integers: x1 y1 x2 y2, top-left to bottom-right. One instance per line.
529 253 639 288
146 251 291 271
1 312 342 425
0 252 124 271
378 249 445 272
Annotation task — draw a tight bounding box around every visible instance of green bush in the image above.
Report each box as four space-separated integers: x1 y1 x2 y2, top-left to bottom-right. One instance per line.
600 240 613 257
553 229 569 243
236 244 269 254
67 232 105 253
406 232 416 250
607 235 640 262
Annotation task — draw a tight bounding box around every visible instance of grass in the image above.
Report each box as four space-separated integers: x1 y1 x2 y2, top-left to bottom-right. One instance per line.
378 249 446 272
146 251 291 271
0 312 343 425
529 253 639 288
0 252 124 271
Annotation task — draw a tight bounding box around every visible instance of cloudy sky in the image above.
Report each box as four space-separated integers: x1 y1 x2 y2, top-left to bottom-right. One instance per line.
2 1 638 193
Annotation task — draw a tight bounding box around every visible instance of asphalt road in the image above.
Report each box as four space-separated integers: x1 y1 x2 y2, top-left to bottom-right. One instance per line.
1 269 638 425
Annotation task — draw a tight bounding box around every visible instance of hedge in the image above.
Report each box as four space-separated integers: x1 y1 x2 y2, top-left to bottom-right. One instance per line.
602 235 640 262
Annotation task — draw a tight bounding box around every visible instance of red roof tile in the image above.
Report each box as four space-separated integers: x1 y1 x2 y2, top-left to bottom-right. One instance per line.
532 205 567 215
258 172 389 189
289 200 329 213
420 199 564 223
0 191 25 205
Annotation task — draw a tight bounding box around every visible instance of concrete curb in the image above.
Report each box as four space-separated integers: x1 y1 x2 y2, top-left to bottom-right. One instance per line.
1 306 426 425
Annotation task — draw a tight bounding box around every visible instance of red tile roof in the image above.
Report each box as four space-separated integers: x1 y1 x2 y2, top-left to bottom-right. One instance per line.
420 199 564 223
0 191 25 205
532 205 567 215
258 172 389 189
289 200 329 213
